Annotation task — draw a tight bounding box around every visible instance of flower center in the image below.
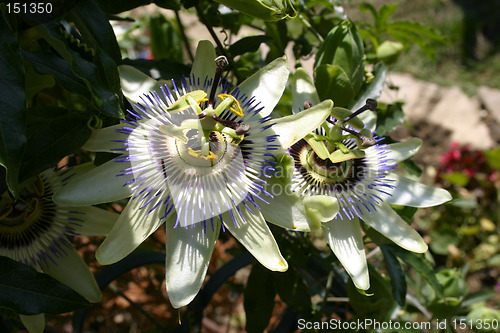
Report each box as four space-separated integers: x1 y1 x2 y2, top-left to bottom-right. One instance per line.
291 139 367 195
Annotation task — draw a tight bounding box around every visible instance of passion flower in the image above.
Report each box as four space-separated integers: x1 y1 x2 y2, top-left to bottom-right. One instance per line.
54 41 333 307
263 68 452 290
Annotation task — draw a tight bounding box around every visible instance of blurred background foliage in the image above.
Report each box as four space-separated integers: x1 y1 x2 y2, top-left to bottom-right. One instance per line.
0 0 499 332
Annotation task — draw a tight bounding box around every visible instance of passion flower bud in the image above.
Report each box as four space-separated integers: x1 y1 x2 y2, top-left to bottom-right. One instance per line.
215 0 296 21
314 20 364 107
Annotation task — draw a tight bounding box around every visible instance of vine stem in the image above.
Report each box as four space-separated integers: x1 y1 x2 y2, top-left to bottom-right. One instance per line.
295 13 323 43
194 5 228 59
174 10 194 62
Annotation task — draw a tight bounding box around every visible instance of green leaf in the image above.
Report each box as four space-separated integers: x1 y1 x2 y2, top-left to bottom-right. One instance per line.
314 20 365 103
21 50 92 100
314 64 354 107
399 158 422 177
19 108 92 182
380 245 407 306
0 13 27 198
264 20 289 62
350 62 387 110
244 263 276 333
71 0 122 63
0 256 90 315
386 21 447 60
23 62 56 102
377 3 399 29
272 268 312 315
375 101 405 133
359 2 378 21
388 245 444 299
347 264 395 319
34 21 124 118
462 290 497 308
229 35 273 57
150 15 183 62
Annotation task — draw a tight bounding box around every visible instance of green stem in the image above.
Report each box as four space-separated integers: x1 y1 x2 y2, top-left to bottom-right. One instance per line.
195 5 228 59
174 10 194 62
295 13 323 43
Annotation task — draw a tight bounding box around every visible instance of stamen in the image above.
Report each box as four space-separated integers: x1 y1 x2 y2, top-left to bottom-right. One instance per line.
208 56 229 107
212 114 238 129
342 99 378 123
303 101 313 110
340 126 376 147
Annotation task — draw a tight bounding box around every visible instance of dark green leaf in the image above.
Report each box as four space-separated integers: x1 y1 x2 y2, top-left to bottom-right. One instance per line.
380 244 407 306
0 13 27 198
244 263 276 333
21 50 92 100
272 268 312 315
229 35 273 57
387 245 444 299
71 0 122 63
347 264 395 319
19 108 92 182
0 256 90 315
34 21 124 118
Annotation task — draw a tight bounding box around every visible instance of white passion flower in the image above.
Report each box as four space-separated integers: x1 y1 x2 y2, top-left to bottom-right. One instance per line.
0 166 118 332
263 68 452 290
53 41 333 308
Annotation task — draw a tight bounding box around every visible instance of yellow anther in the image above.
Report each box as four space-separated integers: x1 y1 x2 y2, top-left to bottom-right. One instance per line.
188 148 218 161
218 94 243 117
0 205 13 221
24 198 39 221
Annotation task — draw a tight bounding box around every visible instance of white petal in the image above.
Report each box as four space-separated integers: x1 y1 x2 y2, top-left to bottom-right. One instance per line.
235 58 289 117
82 124 127 152
363 202 428 253
53 158 133 206
273 100 333 149
261 164 313 231
303 195 339 223
190 40 216 80
96 195 166 265
261 185 312 231
165 216 220 308
44 247 102 302
20 314 45 333
292 68 321 112
119 65 170 104
72 206 119 236
323 218 369 290
384 173 452 207
222 204 288 271
386 138 422 163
